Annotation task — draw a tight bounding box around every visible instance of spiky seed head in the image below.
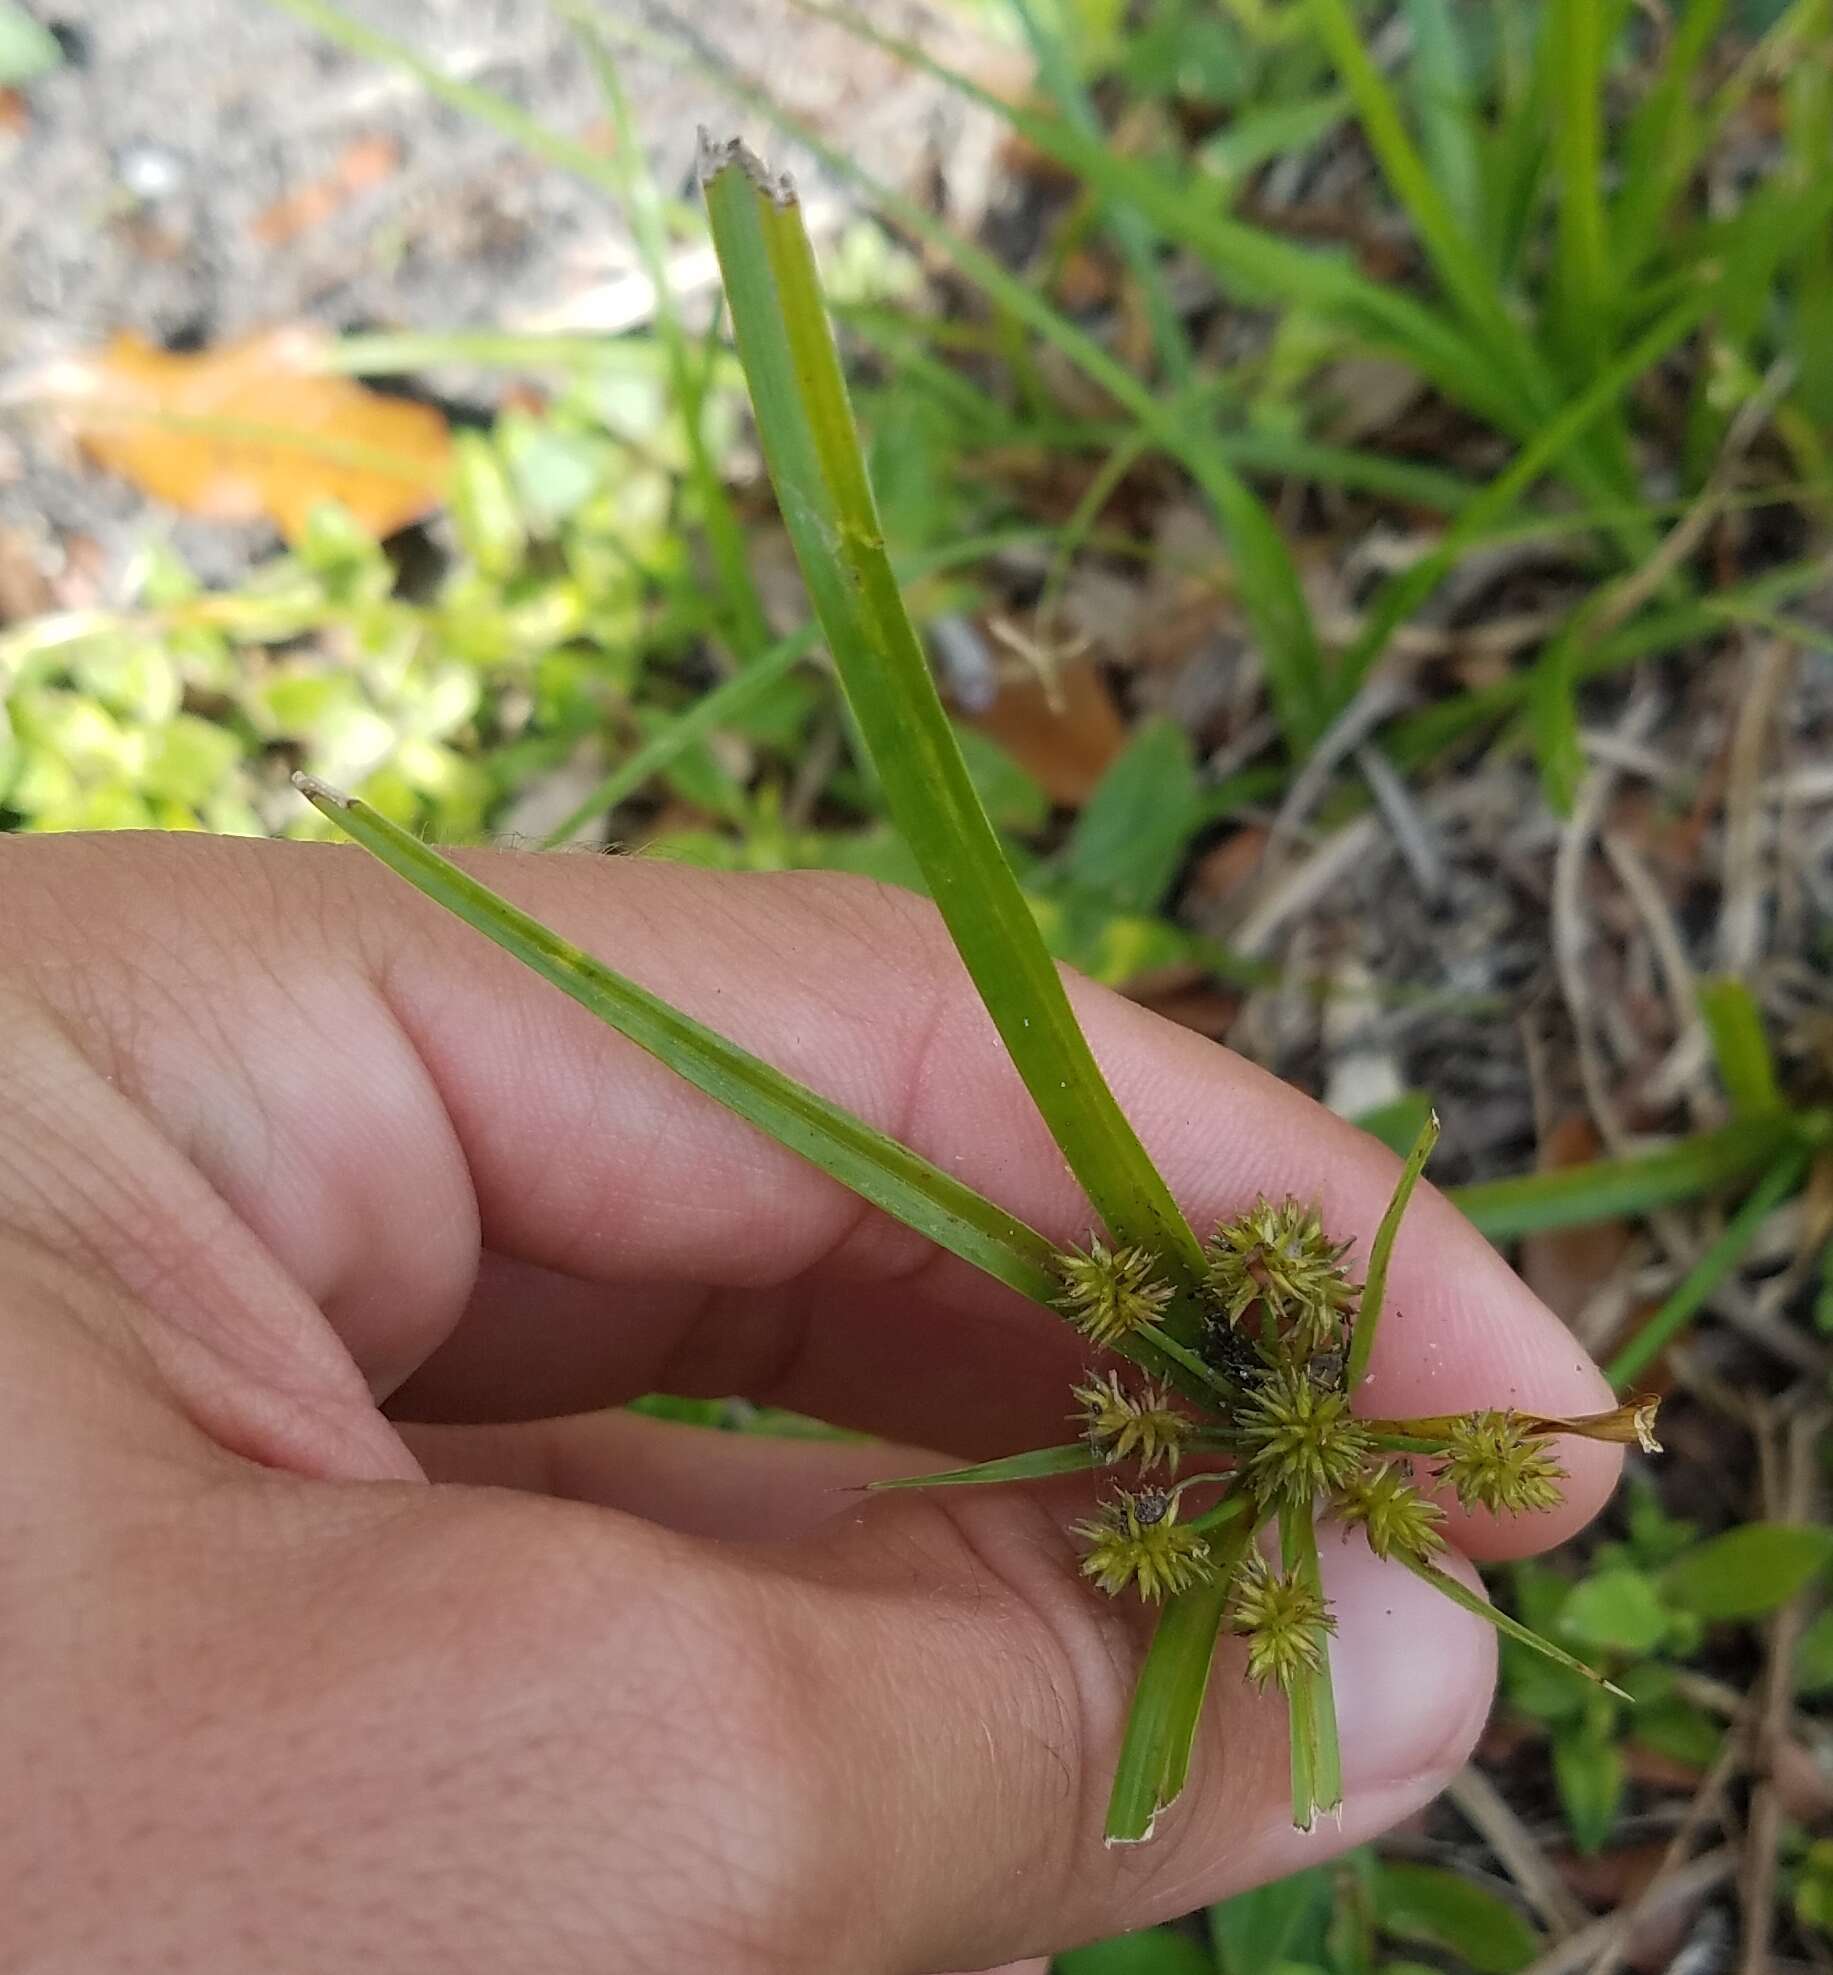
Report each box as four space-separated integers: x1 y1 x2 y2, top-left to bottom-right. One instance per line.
1227 1551 1337 1692
1072 1370 1191 1476
1053 1238 1175 1349
1205 1197 1358 1357
1440 1410 1567 1516
1234 1367 1374 1509
1073 1489 1214 1603
1331 1462 1446 1561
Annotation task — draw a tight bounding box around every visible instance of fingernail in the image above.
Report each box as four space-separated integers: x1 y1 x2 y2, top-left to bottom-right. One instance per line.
1322 1531 1496 1796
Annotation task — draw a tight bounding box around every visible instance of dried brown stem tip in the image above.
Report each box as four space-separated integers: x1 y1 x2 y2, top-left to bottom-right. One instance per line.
694 128 798 205
291 771 348 808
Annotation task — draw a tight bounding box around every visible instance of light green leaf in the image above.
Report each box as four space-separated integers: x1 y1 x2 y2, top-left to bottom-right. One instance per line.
1559 1569 1670 1656
0 2 61 85
1552 1724 1624 1856
1698 977 1784 1118
1210 1866 1330 1975
1372 1861 1541 1975
1280 1504 1342 1831
1606 1147 1813 1389
1064 718 1202 914
1351 1091 1437 1162
1450 1116 1795 1240
1795 1609 1833 1696
1660 1522 1833 1622
1056 1927 1217 1975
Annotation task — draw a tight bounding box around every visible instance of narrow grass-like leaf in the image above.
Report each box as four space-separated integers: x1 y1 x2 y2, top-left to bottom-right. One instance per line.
1402 0 1482 243
1337 294 1709 706
1697 977 1784 1118
1548 0 1611 375
1605 1146 1813 1389
1006 0 1192 388
267 0 628 192
1308 0 1648 546
700 140 1206 1289
1449 1115 1797 1240
788 0 1510 424
1280 1503 1342 1829
1399 1556 1630 1698
1309 0 1527 377
1346 1111 1439 1390
293 777 1063 1302
1105 1509 1257 1844
564 11 772 662
539 527 1045 847
868 1443 1101 1490
1610 0 1729 292
1526 611 1591 815
607 22 1331 753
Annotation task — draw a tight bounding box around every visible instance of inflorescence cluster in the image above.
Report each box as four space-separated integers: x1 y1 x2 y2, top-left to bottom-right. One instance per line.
1054 1198 1656 1697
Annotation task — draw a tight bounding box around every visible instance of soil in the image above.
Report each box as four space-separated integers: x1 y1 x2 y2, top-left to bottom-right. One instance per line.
0 0 1000 579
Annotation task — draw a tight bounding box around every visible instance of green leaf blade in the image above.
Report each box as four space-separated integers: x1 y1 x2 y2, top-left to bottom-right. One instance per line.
1660 1521 1833 1621
868 1443 1101 1491
1346 1111 1438 1390
1373 1860 1541 1975
700 141 1206 1294
1105 1516 1258 1844
1399 1555 1629 1698
1698 977 1784 1117
295 778 1063 1306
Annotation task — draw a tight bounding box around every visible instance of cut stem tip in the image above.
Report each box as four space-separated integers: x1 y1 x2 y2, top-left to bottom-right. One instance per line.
291 771 351 809
695 127 797 205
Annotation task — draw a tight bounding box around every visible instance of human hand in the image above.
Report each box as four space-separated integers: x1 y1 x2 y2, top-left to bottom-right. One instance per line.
0 834 1617 1974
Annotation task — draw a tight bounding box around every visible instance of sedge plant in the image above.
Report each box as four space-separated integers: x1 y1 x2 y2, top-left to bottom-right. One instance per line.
296 137 1662 1844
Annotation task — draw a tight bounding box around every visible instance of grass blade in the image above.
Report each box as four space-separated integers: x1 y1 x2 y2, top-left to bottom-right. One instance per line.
293 776 1063 1303
1005 0 1192 388
539 527 1046 847
1548 0 1611 373
1402 0 1483 244
1335 293 1710 706
1698 977 1785 1118
565 12 772 663
700 139 1207 1289
1346 1111 1439 1390
788 0 1511 426
868 1443 1101 1490
1400 1556 1629 1698
1450 1116 1799 1240
1605 1147 1813 1389
1307 0 1549 405
1105 1510 1258 1844
712 98 1336 752
1280 1503 1343 1829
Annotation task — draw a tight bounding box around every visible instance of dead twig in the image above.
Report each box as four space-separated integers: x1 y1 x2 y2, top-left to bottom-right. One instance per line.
1448 1763 1591 1941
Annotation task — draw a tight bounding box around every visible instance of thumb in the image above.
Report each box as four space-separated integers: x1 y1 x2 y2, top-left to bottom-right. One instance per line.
31 1447 1491 1974
764 1480 1496 1969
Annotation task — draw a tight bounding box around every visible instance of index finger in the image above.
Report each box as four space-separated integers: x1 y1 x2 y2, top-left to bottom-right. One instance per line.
3 834 1618 1549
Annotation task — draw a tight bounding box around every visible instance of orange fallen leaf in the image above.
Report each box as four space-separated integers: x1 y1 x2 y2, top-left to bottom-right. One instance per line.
966 657 1127 807
251 132 401 247
27 327 450 542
